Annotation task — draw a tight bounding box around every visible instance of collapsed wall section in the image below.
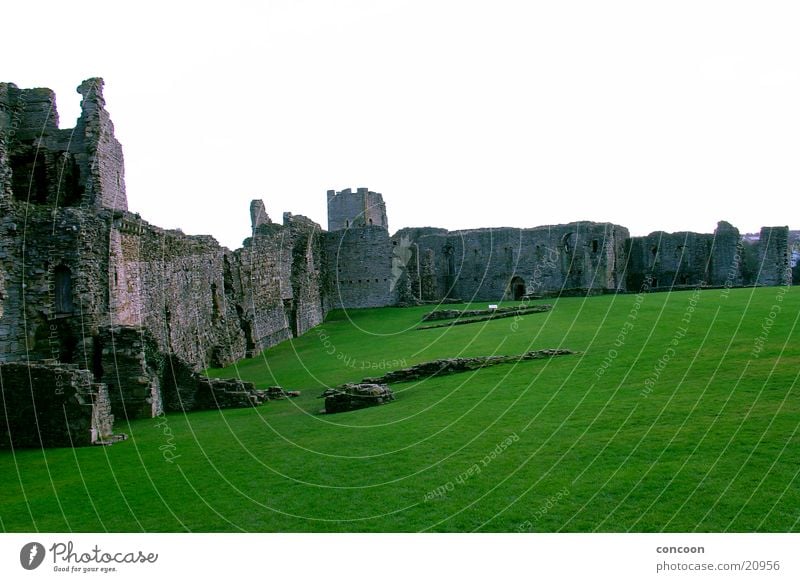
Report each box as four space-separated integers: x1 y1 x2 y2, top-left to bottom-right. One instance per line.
0 362 113 448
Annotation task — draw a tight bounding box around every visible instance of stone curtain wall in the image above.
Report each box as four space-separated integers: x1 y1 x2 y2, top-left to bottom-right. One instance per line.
109 206 330 369
625 222 791 291
626 231 717 290
110 214 248 370
397 222 629 301
0 77 127 369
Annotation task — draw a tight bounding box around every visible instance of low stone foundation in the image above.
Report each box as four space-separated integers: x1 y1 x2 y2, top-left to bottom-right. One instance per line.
363 349 575 384
418 304 553 329
0 362 114 448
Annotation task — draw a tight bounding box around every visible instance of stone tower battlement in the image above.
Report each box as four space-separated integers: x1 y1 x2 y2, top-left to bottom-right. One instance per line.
327 187 388 231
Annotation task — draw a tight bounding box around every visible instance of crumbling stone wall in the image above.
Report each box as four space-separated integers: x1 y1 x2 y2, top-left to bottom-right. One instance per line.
107 203 330 373
0 79 126 211
0 78 127 369
710 221 744 287
1 79 332 443
75 79 127 211
626 222 791 291
284 213 329 335
231 216 295 357
420 248 438 301
0 362 113 448
109 213 247 369
327 187 388 231
755 226 791 286
626 230 716 290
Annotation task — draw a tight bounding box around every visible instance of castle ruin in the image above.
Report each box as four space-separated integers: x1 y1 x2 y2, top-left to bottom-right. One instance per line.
0 79 793 448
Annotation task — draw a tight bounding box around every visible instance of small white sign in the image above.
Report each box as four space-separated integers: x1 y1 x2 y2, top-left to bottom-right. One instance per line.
488 304 498 310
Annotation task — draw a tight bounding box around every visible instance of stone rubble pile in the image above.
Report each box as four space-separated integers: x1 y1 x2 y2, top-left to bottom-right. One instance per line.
319 383 395 414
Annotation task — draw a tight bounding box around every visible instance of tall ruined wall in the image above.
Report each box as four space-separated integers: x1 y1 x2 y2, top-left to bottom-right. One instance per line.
756 226 791 286
74 79 127 211
0 124 11 202
710 221 744 287
397 222 628 301
109 213 247 370
284 213 330 335
102 205 330 417
230 219 295 357
327 187 388 231
324 225 397 308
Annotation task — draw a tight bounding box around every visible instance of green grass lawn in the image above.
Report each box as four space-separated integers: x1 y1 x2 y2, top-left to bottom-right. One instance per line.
2 286 798 532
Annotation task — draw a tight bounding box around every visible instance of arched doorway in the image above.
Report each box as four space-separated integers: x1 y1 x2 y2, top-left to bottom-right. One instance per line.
54 265 74 314
509 276 525 300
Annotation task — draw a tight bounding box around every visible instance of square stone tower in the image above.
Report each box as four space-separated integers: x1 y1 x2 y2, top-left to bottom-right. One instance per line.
326 187 388 231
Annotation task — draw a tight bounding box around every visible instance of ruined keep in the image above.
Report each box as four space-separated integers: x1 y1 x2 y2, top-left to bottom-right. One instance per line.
0 79 793 448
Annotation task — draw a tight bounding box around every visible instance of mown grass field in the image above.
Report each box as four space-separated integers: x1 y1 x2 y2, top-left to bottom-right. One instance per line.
1 286 798 532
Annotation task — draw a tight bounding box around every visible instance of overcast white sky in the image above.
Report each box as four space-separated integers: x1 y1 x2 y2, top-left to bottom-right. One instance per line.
3 1 799 248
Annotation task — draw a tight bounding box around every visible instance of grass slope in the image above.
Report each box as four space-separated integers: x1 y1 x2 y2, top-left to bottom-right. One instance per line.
1 287 798 532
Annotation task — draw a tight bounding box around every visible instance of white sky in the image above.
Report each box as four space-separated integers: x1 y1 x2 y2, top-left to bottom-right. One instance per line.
3 1 799 249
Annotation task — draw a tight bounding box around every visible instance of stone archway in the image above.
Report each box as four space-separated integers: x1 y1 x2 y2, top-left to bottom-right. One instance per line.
509 276 526 300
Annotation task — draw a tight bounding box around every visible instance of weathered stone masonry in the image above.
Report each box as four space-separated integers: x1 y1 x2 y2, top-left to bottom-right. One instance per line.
0 79 330 446
0 79 793 447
